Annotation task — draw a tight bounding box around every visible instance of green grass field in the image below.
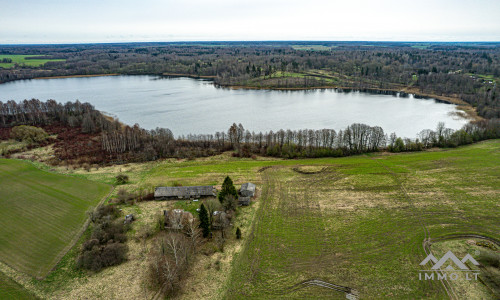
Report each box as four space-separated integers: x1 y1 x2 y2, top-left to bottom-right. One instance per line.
291 45 336 51
223 141 500 299
0 55 65 68
0 271 38 299
1 141 498 298
0 159 112 278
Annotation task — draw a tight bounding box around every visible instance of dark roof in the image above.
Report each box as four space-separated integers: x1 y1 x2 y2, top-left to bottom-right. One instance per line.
238 196 251 206
155 186 215 198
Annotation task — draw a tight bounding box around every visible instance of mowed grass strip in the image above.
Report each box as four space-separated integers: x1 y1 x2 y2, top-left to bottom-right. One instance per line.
0 159 112 278
225 140 500 299
0 271 38 299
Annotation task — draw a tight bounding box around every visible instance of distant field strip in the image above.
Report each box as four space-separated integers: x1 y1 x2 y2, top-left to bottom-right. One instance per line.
0 159 112 278
226 141 500 299
0 55 65 68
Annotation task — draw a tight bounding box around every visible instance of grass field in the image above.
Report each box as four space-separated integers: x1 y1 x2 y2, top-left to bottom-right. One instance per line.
224 141 500 299
0 141 498 299
0 55 65 68
0 159 112 279
291 45 336 51
0 271 38 299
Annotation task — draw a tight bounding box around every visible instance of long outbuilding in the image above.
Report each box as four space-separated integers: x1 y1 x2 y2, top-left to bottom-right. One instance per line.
155 186 216 200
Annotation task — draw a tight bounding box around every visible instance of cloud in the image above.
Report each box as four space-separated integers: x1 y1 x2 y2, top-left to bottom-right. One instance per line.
1 0 499 43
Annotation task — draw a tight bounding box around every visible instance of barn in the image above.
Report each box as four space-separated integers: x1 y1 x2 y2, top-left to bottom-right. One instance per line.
240 182 256 197
154 186 216 200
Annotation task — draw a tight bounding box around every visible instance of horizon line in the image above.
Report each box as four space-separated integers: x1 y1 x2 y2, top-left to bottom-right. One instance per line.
1 40 500 46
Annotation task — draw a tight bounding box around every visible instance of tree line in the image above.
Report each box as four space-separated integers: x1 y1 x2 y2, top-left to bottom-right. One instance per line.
1 99 499 164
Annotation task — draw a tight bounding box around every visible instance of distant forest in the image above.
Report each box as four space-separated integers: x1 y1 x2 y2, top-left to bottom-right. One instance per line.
0 41 499 118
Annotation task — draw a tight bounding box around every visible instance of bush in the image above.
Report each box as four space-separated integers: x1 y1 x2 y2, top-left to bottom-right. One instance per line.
115 174 129 185
222 195 238 212
148 232 195 297
11 125 48 144
77 205 128 272
478 251 500 268
115 188 135 205
236 227 241 239
77 242 127 271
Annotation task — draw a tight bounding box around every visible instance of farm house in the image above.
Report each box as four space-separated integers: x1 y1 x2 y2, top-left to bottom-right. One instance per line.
154 186 216 200
239 182 256 197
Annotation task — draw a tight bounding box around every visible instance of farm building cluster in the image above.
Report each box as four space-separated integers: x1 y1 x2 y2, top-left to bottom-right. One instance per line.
154 182 257 229
154 182 256 204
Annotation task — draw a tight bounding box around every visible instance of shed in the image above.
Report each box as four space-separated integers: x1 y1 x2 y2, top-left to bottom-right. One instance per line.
238 197 251 206
155 186 216 200
240 182 256 197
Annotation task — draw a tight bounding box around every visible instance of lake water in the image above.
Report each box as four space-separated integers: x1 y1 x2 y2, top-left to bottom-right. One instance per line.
0 75 467 137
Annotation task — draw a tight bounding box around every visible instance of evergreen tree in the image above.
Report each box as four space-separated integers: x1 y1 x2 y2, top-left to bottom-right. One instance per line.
218 176 238 203
198 204 210 238
236 227 241 239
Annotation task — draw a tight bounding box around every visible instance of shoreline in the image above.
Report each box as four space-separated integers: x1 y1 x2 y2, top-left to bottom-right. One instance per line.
33 73 120 80
161 72 217 79
6 72 480 121
218 84 480 121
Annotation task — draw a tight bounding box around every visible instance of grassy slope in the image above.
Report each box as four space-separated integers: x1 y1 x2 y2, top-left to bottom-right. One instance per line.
0 55 65 68
0 159 112 278
1 141 497 299
0 271 38 300
224 140 500 299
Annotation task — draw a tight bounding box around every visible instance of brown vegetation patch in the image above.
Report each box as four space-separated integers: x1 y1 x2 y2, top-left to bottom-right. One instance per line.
54 201 174 300
292 165 328 174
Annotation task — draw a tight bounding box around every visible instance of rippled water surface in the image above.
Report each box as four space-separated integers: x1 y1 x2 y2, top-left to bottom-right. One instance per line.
0 75 467 137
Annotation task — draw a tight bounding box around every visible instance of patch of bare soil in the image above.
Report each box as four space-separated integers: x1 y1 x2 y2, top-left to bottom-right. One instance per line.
292 165 328 174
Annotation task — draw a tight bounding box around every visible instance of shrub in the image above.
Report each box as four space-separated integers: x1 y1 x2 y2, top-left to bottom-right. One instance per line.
478 251 500 268
77 205 128 272
115 174 129 185
147 232 195 297
115 188 135 205
236 227 241 239
11 125 48 144
222 195 238 212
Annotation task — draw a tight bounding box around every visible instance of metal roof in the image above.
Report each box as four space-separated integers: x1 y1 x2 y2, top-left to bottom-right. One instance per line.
155 186 216 198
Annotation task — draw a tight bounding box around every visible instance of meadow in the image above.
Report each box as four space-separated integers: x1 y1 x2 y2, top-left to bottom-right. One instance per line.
0 159 112 279
0 55 65 68
0 141 498 299
224 140 500 299
0 271 38 299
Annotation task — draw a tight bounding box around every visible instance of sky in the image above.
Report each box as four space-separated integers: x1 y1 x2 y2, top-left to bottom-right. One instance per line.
1 0 499 44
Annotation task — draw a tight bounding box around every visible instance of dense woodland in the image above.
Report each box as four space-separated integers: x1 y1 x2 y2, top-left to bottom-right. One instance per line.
0 99 499 165
0 42 499 118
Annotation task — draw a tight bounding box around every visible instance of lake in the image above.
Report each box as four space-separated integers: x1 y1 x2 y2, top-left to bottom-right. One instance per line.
0 75 468 137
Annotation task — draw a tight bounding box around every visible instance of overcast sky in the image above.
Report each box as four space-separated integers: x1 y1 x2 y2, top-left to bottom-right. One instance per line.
1 0 499 44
